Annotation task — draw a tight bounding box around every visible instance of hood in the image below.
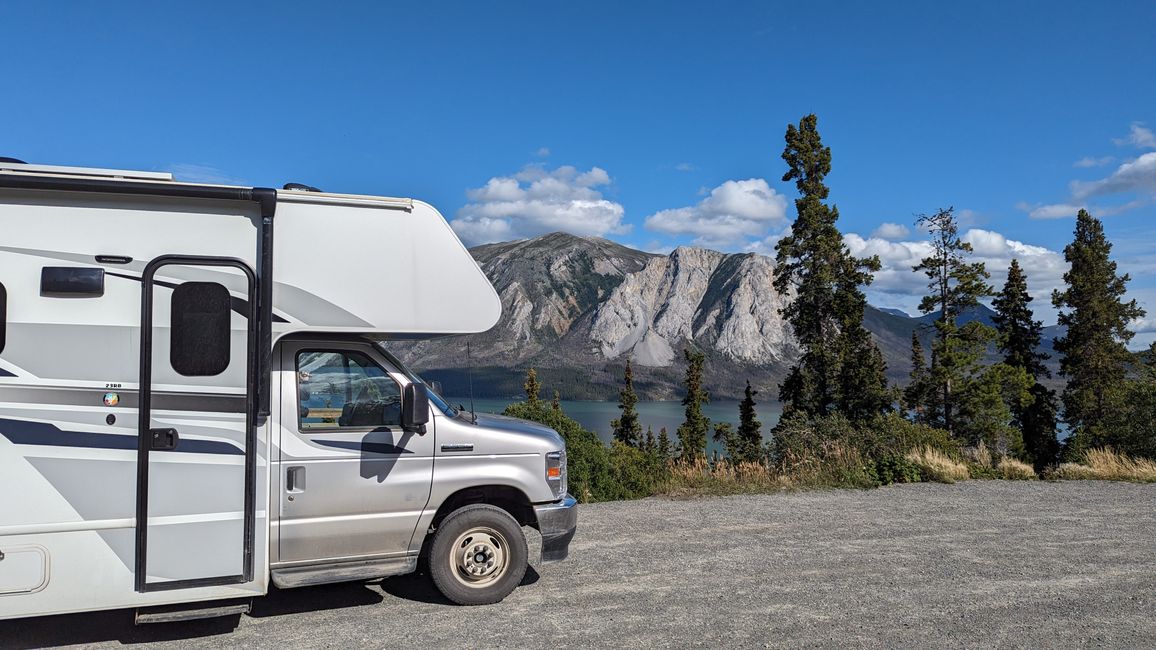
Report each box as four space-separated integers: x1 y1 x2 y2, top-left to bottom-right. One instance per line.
471 412 564 447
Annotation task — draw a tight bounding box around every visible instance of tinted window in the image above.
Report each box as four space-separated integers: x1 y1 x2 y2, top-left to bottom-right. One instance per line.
0 282 5 354
170 282 231 376
296 350 402 430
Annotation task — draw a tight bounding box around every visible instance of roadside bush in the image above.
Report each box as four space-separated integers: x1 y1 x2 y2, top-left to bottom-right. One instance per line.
870 453 925 485
502 400 613 502
605 441 669 500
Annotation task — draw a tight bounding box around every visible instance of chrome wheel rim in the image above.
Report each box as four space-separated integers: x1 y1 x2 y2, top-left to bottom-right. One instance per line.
450 526 509 588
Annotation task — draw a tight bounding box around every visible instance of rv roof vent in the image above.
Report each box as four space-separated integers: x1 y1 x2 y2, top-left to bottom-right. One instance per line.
283 183 322 192
0 157 27 164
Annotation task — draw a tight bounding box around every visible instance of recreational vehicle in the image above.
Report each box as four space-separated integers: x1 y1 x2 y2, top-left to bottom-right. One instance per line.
0 160 577 621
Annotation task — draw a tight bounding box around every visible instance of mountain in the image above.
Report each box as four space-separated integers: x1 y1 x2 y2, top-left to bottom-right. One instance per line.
878 307 911 318
387 233 1060 401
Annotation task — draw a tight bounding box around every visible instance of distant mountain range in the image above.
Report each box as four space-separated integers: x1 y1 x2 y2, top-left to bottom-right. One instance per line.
388 233 1062 401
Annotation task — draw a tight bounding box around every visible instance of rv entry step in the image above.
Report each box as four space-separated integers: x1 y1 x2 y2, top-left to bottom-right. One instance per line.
134 598 252 625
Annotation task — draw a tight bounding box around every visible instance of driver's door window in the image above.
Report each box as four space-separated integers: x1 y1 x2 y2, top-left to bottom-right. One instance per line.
296 350 402 430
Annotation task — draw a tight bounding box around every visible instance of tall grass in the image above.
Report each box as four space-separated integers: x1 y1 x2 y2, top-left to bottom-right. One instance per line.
996 457 1037 480
906 446 971 483
1052 448 1156 483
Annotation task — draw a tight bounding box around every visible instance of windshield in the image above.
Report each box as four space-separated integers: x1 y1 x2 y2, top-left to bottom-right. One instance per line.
375 345 458 417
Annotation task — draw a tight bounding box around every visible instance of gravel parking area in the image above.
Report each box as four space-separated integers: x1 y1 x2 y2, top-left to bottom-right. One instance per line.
4 481 1155 648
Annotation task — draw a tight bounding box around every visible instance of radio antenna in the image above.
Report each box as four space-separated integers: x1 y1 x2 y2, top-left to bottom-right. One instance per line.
467 339 477 422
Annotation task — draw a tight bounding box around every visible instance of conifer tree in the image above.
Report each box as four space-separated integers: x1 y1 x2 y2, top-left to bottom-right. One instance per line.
904 330 936 424
676 348 710 461
993 258 1059 467
657 427 672 459
735 381 763 463
643 425 656 454
523 367 541 407
611 358 643 447
551 390 562 412
774 114 888 422
913 207 994 435
1052 209 1145 455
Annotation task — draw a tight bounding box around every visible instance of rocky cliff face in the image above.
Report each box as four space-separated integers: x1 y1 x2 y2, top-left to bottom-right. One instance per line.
390 232 802 400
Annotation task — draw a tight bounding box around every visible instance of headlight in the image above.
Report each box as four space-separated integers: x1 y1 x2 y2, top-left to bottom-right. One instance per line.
545 450 567 499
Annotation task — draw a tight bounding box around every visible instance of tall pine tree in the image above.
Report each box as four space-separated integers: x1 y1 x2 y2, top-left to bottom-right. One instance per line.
676 348 710 461
735 381 763 463
611 359 642 447
913 207 994 436
992 258 1059 468
774 114 889 422
1052 209 1145 455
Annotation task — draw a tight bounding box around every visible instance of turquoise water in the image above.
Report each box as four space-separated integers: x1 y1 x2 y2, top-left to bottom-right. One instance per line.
446 397 783 456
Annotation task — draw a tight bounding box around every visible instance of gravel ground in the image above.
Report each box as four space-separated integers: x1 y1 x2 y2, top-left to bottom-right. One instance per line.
4 481 1155 649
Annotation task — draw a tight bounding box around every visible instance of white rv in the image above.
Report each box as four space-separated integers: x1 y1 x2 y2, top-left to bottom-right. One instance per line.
0 161 576 621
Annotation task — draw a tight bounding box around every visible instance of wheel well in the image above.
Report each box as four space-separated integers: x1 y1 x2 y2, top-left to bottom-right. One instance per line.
430 485 536 532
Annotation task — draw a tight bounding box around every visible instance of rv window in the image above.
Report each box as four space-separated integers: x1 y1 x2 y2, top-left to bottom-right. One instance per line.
0 282 5 354
170 282 231 376
296 350 402 430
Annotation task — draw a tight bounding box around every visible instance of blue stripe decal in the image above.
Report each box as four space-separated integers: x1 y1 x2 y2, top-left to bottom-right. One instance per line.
0 417 243 455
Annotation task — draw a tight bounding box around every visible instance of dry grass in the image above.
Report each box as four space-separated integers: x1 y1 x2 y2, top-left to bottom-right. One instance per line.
996 457 1037 480
965 440 993 468
906 446 970 483
661 443 877 496
1052 448 1156 483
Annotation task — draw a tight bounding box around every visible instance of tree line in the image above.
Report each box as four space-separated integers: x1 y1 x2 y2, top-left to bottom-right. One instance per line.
505 113 1155 500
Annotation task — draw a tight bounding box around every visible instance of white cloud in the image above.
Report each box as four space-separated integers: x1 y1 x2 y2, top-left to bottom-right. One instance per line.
535 147 550 157
452 164 629 246
1017 201 1084 220
1113 122 1156 149
674 162 696 172
1074 156 1116 168
643 178 788 248
1071 152 1156 199
844 228 1067 321
870 222 910 240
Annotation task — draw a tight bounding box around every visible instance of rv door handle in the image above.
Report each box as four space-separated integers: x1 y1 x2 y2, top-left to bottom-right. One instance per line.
286 466 306 494
149 428 179 451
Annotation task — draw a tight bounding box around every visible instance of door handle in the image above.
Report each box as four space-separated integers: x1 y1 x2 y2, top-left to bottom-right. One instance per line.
286 466 306 495
149 428 179 451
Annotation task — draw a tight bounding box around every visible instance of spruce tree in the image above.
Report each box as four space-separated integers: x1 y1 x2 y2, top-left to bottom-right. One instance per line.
992 258 1059 467
643 425 656 454
523 367 542 406
657 427 672 459
736 381 763 463
676 348 710 461
610 358 643 447
774 114 888 421
904 330 936 424
1052 209 1145 455
913 207 994 435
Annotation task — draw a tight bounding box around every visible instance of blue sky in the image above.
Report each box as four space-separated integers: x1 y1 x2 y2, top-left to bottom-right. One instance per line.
3 1 1156 336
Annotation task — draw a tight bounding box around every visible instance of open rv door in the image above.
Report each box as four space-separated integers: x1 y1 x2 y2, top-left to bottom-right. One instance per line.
135 256 259 591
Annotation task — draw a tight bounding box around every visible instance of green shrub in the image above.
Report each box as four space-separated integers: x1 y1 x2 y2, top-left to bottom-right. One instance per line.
871 453 924 485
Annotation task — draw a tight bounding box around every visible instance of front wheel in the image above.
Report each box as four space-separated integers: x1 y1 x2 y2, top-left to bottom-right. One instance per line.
428 504 529 605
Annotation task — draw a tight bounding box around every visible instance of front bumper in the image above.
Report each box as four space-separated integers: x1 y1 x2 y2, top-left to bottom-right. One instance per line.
533 493 578 563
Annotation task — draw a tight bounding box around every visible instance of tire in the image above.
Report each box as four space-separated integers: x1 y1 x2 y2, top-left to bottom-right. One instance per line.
428 504 529 605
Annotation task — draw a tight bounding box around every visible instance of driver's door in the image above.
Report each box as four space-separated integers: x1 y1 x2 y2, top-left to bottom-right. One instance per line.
275 341 434 564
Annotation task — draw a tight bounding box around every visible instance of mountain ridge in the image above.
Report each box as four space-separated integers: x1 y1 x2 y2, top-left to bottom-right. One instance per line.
388 232 1061 401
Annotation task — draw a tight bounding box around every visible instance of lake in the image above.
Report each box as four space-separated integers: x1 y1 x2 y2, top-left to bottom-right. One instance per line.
446 397 783 456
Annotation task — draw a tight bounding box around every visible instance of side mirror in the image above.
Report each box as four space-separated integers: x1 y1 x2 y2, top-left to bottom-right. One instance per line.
402 383 430 434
